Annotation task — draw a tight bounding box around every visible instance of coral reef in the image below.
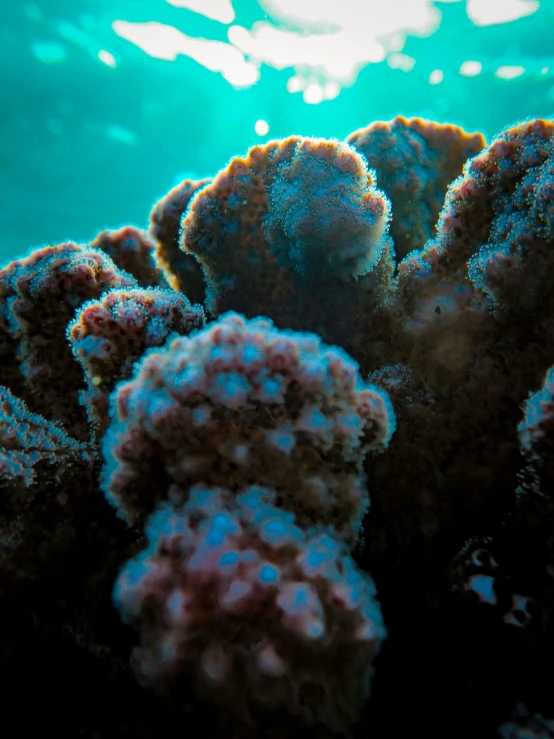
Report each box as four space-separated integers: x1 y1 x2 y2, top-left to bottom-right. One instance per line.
347 115 485 260
3 114 554 739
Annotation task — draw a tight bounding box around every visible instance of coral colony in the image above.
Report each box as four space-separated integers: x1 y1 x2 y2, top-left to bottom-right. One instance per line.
3 114 554 738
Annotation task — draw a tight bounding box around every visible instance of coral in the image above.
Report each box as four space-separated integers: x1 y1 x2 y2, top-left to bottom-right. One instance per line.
0 385 95 586
181 137 393 365
364 120 554 570
0 242 135 439
499 705 554 739
362 364 444 565
347 115 485 260
101 311 395 542
114 485 386 736
149 178 210 304
446 365 554 732
68 288 204 436
91 226 167 288
5 115 554 739
0 385 88 491
490 365 554 628
519 365 554 464
397 118 554 342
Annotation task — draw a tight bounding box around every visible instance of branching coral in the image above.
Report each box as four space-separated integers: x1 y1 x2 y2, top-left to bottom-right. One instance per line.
3 115 554 739
0 385 94 588
90 226 167 288
363 120 554 573
0 385 88 491
101 311 395 542
181 137 393 366
397 118 554 347
114 485 386 735
0 242 136 439
149 177 210 304
346 115 485 260
68 288 204 436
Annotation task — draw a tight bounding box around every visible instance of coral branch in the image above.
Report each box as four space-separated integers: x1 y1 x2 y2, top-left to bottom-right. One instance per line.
114 485 385 735
347 115 485 260
69 288 204 436
101 311 395 542
91 226 167 288
149 177 210 304
0 242 136 438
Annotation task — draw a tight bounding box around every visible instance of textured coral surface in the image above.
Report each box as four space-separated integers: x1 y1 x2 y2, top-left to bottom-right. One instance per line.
101 311 394 542
114 485 385 736
347 115 485 260
3 116 554 739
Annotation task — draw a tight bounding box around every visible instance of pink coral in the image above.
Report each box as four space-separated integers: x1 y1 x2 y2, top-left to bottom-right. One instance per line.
101 311 395 542
114 484 386 735
68 288 204 436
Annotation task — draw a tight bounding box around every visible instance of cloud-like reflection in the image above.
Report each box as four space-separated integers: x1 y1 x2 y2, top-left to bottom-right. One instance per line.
110 0 544 101
112 20 259 86
165 0 235 24
466 0 539 26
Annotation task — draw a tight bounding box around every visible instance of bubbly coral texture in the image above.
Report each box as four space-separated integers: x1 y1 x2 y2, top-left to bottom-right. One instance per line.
102 311 395 542
68 287 204 435
398 118 554 328
0 385 86 488
114 485 385 735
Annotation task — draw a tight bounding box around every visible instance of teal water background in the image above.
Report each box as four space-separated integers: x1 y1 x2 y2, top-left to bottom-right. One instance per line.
1 0 553 262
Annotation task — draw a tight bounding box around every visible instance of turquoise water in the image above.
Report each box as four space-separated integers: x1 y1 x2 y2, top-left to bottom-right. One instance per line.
1 0 553 260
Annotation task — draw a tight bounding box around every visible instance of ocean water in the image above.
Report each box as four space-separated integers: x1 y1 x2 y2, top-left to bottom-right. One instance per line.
1 0 553 260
